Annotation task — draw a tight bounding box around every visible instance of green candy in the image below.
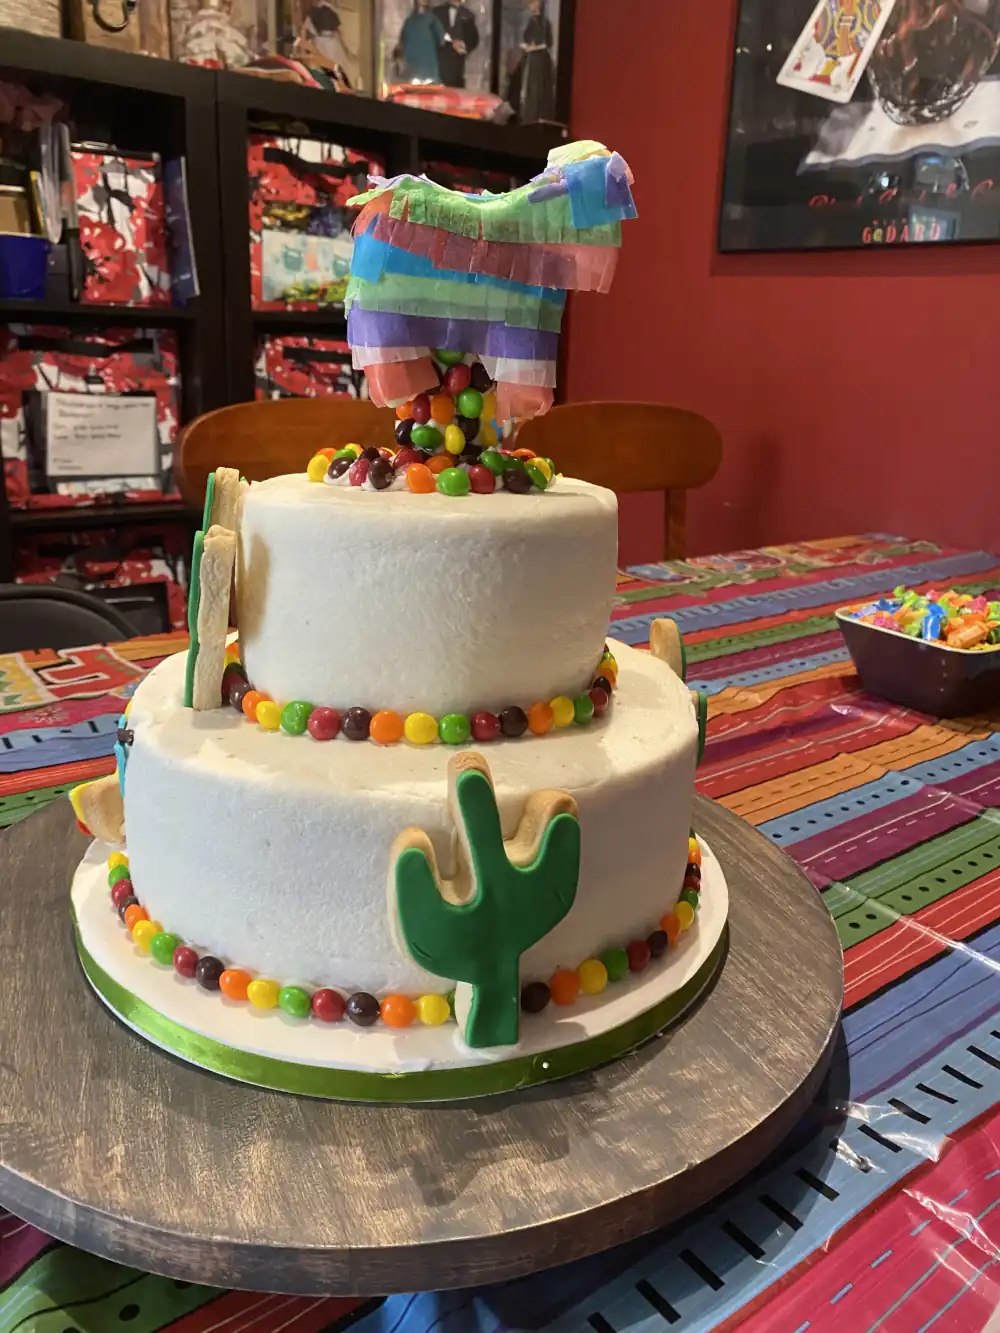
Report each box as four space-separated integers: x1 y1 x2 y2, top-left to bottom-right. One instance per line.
446 989 456 1016
411 424 442 450
456 387 483 418
439 713 471 745
679 888 700 910
150 931 181 966
334 446 356 460
434 348 466 366
573 693 595 725
437 467 471 498
281 701 314 735
480 449 506 476
526 463 548 491
108 864 131 888
278 985 311 1019
601 947 629 983
503 454 527 473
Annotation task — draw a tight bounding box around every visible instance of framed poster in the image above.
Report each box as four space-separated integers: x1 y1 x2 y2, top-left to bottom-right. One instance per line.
720 0 1000 251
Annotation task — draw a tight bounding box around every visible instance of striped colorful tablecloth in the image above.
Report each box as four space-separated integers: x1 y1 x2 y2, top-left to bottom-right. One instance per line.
4 533 1000 1332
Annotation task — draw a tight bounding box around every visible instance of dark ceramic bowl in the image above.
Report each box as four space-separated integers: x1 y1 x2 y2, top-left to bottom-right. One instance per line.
836 607 1000 718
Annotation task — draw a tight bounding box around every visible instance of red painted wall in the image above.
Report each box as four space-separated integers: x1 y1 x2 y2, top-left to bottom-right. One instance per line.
566 0 1000 564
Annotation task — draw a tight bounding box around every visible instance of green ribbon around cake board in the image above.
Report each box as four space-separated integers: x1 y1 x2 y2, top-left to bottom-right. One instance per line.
75 925 727 1103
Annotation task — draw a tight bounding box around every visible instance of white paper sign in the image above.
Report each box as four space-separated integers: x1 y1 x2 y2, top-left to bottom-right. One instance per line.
45 393 159 479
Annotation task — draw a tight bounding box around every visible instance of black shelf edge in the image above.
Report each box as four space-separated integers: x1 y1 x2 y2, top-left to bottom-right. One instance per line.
10 501 198 534
0 28 214 99
0 299 198 326
220 71 567 163
253 308 347 330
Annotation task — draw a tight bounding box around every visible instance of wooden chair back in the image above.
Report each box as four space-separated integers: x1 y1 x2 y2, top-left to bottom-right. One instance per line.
175 398 397 507
516 403 723 559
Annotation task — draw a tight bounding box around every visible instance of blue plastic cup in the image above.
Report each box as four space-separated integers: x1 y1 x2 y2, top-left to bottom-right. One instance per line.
0 234 50 300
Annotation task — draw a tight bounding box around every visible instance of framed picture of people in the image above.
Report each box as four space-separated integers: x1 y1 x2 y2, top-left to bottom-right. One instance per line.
501 0 559 124
278 0 376 93
376 0 492 94
720 0 1000 251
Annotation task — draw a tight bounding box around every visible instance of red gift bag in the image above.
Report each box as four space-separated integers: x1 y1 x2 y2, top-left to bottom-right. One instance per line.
254 335 368 400
72 147 171 307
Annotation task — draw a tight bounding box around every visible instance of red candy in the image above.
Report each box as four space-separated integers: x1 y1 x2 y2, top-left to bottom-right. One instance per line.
311 988 346 1022
111 879 134 909
627 940 651 972
471 711 501 742
307 707 342 741
173 945 198 978
348 458 370 487
393 448 423 470
410 393 431 424
590 686 610 715
444 363 471 394
467 465 496 494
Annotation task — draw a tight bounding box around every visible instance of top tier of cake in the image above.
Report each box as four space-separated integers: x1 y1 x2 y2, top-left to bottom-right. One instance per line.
236 473 618 718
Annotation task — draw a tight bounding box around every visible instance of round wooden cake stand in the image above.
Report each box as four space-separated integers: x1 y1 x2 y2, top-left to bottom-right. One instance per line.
0 796 842 1296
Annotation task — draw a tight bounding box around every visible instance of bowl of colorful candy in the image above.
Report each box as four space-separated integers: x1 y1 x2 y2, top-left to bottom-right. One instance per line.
836 587 1000 717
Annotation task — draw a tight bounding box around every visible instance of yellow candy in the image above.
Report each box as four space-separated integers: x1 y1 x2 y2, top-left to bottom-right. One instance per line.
578 958 608 995
255 700 282 731
247 978 280 1009
224 641 241 663
443 424 465 456
417 993 451 1026
481 391 497 421
550 695 575 728
132 919 161 951
306 453 328 483
480 422 498 447
107 852 129 871
343 442 362 458
532 457 553 482
675 900 695 931
405 712 438 745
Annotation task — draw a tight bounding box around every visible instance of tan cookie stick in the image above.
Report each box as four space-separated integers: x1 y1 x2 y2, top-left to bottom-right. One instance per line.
191 524 237 710
650 617 685 678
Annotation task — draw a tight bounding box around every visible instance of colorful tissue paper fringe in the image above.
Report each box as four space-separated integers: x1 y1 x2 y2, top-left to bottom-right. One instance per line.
345 141 636 416
847 587 1000 650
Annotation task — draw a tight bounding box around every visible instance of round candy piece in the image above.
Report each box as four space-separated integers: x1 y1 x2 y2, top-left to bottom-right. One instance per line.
439 712 471 745
131 918 161 952
326 457 351 481
306 453 328 483
480 390 497 421
393 447 423 470
111 878 134 909
527 701 553 735
417 993 451 1026
195 955 225 990
526 463 549 491
404 711 438 745
395 401 414 421
312 988 346 1022
520 981 551 1014
471 711 500 742
456 388 483 419
647 929 669 958
359 445 380 461
437 467 471 497
627 940 652 972
229 678 252 712
395 417 414 445
343 707 372 741
590 685 610 715
479 422 498 448
247 977 280 1009
443 423 466 455
675 900 696 930
107 851 129 871
150 931 181 966
467 465 496 494
410 423 442 451
117 894 139 921
370 709 404 745
434 348 466 367
255 699 281 731
407 462 436 493
531 456 553 482
458 414 481 443
503 468 532 494
241 689 264 721
410 393 431 424
549 969 581 1006
459 447 483 466
369 458 394 490
381 994 417 1028
221 664 246 697
173 944 198 978
430 394 455 426
680 888 699 911
480 449 506 476
550 696 574 728
123 903 148 932
600 946 629 983
278 985 311 1019
426 452 453 475
469 361 493 392
220 968 251 1001
443 362 471 394
578 958 608 995
348 457 370 487
661 912 681 944
573 693 595 726
346 991 380 1027
108 863 132 888
688 835 702 867
281 701 313 735
307 706 341 741
593 674 614 697
499 706 528 738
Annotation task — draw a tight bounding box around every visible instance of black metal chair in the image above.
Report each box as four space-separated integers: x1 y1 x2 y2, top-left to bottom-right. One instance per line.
0 584 140 653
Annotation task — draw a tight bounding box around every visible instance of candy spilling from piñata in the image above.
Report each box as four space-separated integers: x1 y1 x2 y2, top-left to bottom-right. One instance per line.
345 140 636 422
846 587 1000 650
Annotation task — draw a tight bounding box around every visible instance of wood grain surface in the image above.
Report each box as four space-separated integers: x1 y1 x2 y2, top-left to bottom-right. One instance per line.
0 796 842 1296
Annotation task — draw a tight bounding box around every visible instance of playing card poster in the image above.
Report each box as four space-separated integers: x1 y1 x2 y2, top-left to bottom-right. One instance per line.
721 0 1000 251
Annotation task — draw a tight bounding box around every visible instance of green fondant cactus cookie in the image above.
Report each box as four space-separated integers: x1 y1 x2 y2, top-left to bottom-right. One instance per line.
389 753 581 1049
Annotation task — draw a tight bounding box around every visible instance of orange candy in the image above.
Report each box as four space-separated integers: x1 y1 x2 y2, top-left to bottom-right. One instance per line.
123 903 148 932
549 969 581 1006
381 994 417 1028
220 968 251 1001
513 447 535 459
241 689 267 722
527 701 554 736
395 401 414 420
426 453 453 475
661 912 681 944
318 447 337 460
429 394 455 425
407 463 436 493
370 710 404 745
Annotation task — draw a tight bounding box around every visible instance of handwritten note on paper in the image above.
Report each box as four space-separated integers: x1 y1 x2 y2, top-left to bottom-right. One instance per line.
46 393 159 479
